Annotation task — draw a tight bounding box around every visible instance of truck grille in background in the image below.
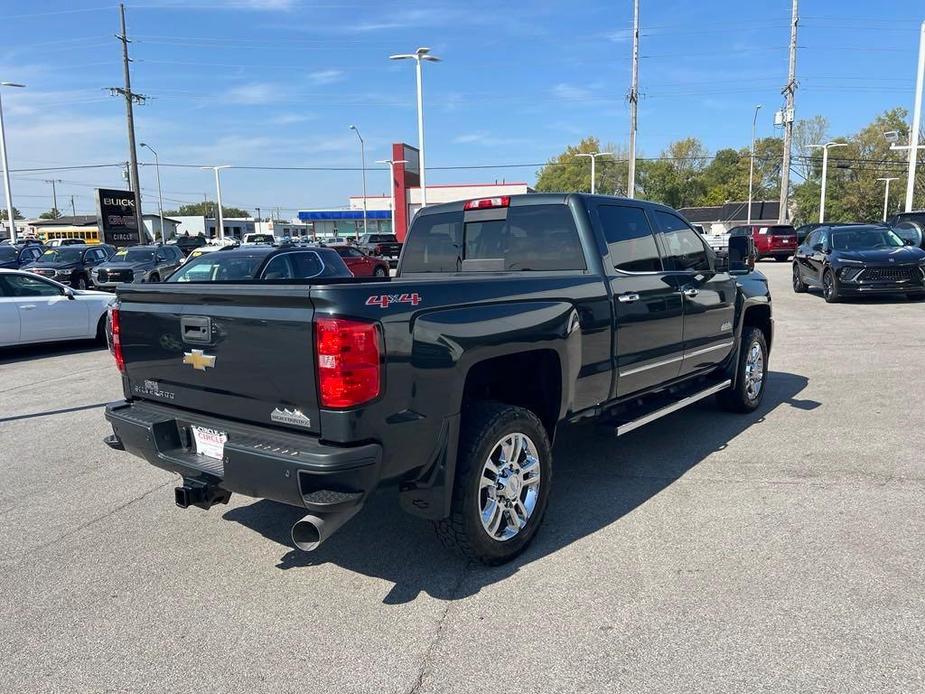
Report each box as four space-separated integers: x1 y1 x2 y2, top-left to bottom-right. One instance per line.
32 268 55 277
106 269 133 282
858 266 919 282
98 270 109 283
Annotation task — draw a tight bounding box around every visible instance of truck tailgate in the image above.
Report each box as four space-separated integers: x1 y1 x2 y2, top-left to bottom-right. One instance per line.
116 284 320 434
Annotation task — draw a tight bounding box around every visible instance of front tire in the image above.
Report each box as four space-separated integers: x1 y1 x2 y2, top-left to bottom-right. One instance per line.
792 264 808 293
75 276 87 290
822 268 840 303
373 266 387 278
148 273 160 283
718 327 768 413
435 402 552 565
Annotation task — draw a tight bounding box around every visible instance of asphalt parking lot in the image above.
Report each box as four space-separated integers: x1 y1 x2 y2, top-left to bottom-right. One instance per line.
2 261 923 693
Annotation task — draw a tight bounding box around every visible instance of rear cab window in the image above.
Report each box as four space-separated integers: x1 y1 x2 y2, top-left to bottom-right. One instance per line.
401 203 586 273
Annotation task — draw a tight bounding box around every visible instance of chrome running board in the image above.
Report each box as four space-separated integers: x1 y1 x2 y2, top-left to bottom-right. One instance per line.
615 379 732 437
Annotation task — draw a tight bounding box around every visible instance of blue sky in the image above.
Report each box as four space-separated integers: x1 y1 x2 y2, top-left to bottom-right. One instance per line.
1 0 922 218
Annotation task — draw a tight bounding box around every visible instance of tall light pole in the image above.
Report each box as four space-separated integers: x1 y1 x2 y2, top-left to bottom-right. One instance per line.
808 142 847 223
140 143 165 243
876 177 900 221
375 158 407 233
349 125 369 235
0 82 24 243
889 21 925 212
201 165 231 242
576 152 612 195
747 104 762 225
627 0 639 198
389 47 441 208
43 179 62 218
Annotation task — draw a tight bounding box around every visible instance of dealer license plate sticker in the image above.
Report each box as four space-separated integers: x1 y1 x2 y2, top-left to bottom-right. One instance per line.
191 426 227 460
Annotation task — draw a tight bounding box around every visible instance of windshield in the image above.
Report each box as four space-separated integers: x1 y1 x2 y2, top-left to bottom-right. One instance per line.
831 227 904 251
113 249 154 263
168 252 266 282
39 248 83 263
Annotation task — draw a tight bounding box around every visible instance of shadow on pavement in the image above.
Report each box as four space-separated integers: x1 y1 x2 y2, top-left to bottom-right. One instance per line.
224 370 815 604
802 288 924 305
0 401 109 424
0 340 105 364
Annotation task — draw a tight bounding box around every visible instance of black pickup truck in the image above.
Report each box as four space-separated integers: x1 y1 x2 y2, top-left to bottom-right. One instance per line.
104 194 772 564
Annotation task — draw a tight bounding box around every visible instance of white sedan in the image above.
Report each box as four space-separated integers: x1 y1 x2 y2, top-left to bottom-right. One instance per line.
0 269 115 347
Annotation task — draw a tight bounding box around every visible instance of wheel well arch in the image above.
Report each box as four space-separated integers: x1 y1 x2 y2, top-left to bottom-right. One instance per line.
462 349 562 438
743 303 772 353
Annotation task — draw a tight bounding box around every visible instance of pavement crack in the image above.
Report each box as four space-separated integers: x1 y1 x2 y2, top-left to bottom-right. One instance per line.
0 479 174 565
407 561 469 694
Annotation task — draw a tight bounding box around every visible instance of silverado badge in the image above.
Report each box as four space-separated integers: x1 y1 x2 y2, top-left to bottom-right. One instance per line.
270 408 312 429
183 349 216 371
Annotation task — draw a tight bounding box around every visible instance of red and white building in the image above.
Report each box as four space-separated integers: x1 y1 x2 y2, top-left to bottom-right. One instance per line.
300 142 533 241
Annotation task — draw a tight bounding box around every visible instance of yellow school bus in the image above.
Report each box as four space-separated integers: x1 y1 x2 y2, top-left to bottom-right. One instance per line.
36 227 101 245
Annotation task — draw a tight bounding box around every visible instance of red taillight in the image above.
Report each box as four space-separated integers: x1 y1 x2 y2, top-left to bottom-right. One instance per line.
315 318 381 408
109 306 125 373
463 196 510 210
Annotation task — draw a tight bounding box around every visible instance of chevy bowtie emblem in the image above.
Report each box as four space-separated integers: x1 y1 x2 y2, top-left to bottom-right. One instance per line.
183 349 216 371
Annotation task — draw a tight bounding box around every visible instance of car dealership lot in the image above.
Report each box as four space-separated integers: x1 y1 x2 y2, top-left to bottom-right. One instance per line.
1 262 923 693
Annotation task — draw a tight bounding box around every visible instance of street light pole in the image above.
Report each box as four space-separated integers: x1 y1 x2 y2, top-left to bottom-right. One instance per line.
375 158 408 234
808 142 847 223
349 125 368 235
0 82 24 243
905 21 925 212
876 177 900 221
576 152 612 195
747 104 762 225
140 143 165 243
201 165 231 242
389 47 441 208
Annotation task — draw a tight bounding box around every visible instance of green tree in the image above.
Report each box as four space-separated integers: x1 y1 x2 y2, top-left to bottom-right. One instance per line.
0 206 23 220
164 201 250 218
535 137 629 195
637 138 710 208
38 208 62 220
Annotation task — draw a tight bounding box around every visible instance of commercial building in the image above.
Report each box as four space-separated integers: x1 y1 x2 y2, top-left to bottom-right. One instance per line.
299 142 533 241
678 201 782 235
24 214 179 244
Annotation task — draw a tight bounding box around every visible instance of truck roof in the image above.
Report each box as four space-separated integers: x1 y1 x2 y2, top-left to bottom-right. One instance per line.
413 192 678 217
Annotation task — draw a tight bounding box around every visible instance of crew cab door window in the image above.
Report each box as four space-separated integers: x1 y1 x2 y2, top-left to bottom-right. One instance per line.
596 204 663 272
261 254 295 280
652 210 711 272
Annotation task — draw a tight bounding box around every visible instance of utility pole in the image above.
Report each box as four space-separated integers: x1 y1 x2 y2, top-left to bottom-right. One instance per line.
747 105 762 225
256 206 261 234
627 0 639 198
877 177 900 221
778 0 798 223
70 194 76 217
43 179 62 217
110 3 145 243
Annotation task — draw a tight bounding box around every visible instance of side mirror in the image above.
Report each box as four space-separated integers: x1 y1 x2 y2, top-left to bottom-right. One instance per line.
64 288 76 300
812 243 824 253
713 252 729 272
727 234 755 272
903 238 915 246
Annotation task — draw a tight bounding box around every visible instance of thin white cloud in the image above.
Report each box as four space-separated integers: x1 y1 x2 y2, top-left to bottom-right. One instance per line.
552 83 593 101
269 112 315 125
308 70 344 86
452 131 525 147
227 82 278 104
606 28 633 43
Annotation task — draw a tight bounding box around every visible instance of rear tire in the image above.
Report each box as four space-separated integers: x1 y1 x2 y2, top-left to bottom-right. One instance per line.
718 327 768 413
95 315 107 344
822 268 840 303
75 276 87 290
774 255 789 262
792 264 808 293
149 273 160 283
373 266 387 278
434 402 552 565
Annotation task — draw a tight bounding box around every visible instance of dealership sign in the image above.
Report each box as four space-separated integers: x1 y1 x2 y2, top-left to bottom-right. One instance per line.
96 188 141 245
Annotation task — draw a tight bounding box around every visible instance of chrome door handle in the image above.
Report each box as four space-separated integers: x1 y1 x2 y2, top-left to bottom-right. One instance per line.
682 288 699 298
617 293 640 303
19 304 36 310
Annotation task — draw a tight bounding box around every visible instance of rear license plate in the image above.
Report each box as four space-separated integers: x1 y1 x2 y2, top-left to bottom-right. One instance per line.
191 426 227 460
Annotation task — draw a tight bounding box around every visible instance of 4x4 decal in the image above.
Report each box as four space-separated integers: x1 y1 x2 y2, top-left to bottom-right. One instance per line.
365 293 422 309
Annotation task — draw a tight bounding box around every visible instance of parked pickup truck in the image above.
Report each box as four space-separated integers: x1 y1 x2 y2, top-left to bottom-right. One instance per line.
356 232 402 265
103 194 772 564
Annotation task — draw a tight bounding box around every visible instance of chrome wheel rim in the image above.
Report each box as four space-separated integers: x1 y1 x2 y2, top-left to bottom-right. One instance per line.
478 432 541 541
823 273 832 299
792 265 801 290
744 341 764 400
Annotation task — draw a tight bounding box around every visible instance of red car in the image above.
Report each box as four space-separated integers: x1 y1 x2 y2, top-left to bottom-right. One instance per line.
728 224 797 262
329 244 390 277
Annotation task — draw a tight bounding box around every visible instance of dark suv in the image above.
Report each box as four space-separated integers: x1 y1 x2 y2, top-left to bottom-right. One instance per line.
174 235 208 256
93 244 185 289
886 211 925 249
23 244 115 289
357 232 402 265
0 242 44 269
